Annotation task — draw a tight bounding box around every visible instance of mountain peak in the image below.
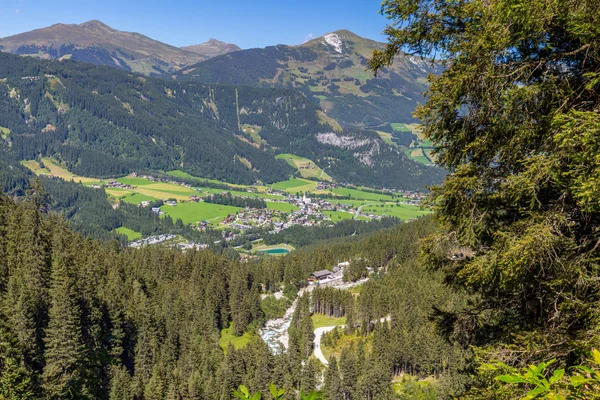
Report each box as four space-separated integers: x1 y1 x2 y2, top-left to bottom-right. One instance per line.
181 39 241 58
0 20 205 75
80 20 108 27
301 30 380 55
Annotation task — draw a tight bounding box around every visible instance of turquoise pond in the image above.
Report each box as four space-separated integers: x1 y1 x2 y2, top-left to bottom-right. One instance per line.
258 248 290 255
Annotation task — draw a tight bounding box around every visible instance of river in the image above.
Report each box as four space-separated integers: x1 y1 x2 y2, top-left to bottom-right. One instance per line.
259 276 369 354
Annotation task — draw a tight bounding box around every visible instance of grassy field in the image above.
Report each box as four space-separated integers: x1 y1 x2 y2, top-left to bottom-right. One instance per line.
160 202 241 225
197 187 283 200
330 187 396 202
241 124 265 146
312 314 346 330
120 193 157 204
127 182 198 201
265 201 299 213
329 199 374 208
276 153 332 181
219 325 255 352
105 188 132 198
22 158 101 184
375 130 396 147
116 177 155 186
269 178 317 193
324 210 355 221
166 170 195 179
115 227 142 241
409 148 432 165
361 203 431 220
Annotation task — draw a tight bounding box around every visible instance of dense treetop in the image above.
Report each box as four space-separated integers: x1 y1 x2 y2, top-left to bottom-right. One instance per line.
371 0 600 397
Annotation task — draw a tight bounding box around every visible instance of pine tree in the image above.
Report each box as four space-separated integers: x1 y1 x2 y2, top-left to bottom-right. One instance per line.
0 357 35 400
300 359 317 394
339 348 357 400
324 357 343 400
42 227 85 398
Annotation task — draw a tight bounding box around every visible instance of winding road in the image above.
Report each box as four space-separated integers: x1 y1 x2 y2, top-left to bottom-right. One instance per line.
314 326 339 365
313 315 391 366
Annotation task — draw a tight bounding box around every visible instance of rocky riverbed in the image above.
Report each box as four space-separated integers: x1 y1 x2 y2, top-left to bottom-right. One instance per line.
259 276 369 354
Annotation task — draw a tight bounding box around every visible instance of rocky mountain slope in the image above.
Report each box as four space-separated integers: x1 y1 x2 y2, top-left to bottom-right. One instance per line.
0 20 207 75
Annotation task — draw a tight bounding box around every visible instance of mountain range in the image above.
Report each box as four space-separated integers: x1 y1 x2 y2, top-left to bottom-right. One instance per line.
179 29 442 128
0 20 240 75
0 21 444 190
0 52 443 190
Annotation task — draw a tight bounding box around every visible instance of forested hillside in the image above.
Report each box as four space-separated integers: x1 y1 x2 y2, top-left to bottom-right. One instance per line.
178 30 442 130
0 52 442 190
0 192 469 399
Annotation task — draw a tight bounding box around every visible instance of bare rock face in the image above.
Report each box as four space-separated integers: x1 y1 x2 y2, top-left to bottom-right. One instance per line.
316 132 372 149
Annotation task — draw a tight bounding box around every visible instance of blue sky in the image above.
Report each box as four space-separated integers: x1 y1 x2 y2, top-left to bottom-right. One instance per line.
0 0 390 49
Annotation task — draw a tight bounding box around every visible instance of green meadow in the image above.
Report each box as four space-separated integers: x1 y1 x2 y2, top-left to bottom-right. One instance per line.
361 203 430 220
275 153 332 181
311 314 346 330
324 210 355 221
160 202 241 225
266 202 299 213
120 193 157 204
330 187 396 202
269 178 317 193
115 227 142 241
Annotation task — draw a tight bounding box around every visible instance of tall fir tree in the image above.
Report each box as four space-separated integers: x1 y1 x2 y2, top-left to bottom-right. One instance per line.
42 225 86 398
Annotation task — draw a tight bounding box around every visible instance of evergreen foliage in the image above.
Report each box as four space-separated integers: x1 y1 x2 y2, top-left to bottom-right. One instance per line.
0 52 442 191
372 0 600 397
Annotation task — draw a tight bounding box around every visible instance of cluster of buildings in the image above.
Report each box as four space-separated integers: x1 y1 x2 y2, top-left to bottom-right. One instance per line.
129 234 176 248
129 234 208 252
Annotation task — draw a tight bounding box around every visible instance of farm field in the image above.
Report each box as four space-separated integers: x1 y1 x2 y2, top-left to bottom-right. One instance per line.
123 182 198 201
115 227 142 241
115 177 155 186
329 187 396 202
104 188 132 199
166 170 248 189
275 153 332 181
22 158 101 184
159 202 241 225
409 148 432 165
361 203 430 220
198 187 283 200
120 193 157 204
269 178 317 193
265 201 299 213
328 199 373 208
324 210 355 221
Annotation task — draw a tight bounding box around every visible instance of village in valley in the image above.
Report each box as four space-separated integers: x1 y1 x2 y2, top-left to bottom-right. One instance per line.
22 157 430 257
